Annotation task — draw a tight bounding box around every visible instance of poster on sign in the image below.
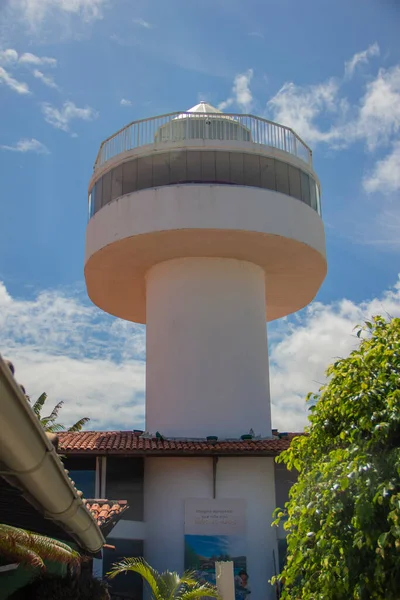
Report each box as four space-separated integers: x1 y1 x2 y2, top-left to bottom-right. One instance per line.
184 499 249 600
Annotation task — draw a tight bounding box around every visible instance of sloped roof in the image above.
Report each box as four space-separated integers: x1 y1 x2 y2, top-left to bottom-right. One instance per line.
86 500 129 538
174 100 233 120
59 431 301 456
0 356 105 553
187 101 223 114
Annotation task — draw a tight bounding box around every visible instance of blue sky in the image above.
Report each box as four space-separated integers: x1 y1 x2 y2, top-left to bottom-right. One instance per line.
0 0 399 432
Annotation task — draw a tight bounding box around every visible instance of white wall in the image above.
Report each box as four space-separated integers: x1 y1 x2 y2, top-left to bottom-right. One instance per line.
146 257 271 438
144 457 213 573
144 456 278 600
216 457 278 600
111 519 146 540
85 184 326 324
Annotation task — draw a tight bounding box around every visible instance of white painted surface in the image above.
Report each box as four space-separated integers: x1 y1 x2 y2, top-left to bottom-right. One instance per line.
143 456 278 600
85 184 326 323
216 458 278 600
146 257 271 438
110 519 146 540
144 457 213 573
216 561 235 600
86 184 326 262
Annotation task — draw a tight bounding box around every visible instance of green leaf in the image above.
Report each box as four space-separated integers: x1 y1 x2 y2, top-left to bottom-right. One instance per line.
377 532 388 548
272 317 400 599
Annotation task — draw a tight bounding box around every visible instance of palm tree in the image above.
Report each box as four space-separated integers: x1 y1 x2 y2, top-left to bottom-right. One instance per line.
32 393 90 433
0 524 80 571
107 557 221 600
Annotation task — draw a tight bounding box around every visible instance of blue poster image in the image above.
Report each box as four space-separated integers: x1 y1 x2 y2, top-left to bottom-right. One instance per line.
184 534 250 600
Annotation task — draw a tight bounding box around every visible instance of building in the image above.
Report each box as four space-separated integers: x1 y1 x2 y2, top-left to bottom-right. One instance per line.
0 356 103 597
0 356 132 598
82 102 327 599
59 431 298 598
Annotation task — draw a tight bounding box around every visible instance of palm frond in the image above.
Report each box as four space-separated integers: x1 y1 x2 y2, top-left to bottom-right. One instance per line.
178 585 221 600
40 421 66 433
107 557 163 600
108 558 220 600
0 538 45 570
0 525 80 571
25 533 80 566
32 393 47 417
159 570 182 600
178 570 203 586
42 401 64 424
68 417 90 432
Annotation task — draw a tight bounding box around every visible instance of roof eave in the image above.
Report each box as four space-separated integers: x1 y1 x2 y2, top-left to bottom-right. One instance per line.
0 356 105 554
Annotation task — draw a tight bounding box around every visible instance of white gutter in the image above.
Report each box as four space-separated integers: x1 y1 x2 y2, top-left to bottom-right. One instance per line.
0 356 105 553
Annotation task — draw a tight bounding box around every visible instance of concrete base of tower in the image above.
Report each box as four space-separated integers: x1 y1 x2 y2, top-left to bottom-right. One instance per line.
144 456 278 600
145 257 271 438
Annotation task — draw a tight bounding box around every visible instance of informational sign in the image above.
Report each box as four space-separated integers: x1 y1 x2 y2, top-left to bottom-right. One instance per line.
184 499 250 600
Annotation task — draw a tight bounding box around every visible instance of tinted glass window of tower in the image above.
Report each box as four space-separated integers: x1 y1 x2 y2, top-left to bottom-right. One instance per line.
63 457 96 499
106 457 144 521
89 151 320 219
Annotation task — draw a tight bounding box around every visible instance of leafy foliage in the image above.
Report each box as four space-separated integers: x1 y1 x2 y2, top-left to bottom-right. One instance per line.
0 524 80 571
107 557 221 600
32 393 89 432
272 317 400 599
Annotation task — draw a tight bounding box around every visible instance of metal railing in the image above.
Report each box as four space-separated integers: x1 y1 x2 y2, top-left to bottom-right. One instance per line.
94 112 312 171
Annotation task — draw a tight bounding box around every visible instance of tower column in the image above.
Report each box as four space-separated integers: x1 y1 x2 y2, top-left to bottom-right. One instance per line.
145 257 271 438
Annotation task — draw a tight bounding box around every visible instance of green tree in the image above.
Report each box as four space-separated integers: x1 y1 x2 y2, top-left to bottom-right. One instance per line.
107 557 221 600
32 393 89 433
0 524 79 570
272 316 400 599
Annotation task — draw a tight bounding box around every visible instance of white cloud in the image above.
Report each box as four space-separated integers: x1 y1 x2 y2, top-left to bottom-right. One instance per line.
1 277 400 432
265 56 400 246
270 276 400 431
0 66 30 94
219 69 254 112
7 0 107 26
356 65 400 150
267 59 400 153
232 69 253 112
0 48 19 64
267 78 342 145
363 140 400 194
33 69 59 89
0 49 58 91
19 52 57 67
133 17 153 29
0 281 145 430
41 100 98 132
120 98 132 106
0 49 57 67
345 42 380 79
0 138 49 153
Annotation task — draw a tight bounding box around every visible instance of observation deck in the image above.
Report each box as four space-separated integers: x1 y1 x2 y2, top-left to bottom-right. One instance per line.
85 103 326 324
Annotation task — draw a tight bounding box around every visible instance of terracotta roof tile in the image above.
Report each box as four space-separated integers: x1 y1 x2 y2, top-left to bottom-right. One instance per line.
59 431 302 456
86 499 128 536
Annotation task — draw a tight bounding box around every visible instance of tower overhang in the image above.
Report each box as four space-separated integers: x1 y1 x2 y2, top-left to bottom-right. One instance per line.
85 183 326 324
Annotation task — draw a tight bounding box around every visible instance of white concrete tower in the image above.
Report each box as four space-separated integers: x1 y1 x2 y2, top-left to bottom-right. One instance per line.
85 104 326 598
85 102 326 439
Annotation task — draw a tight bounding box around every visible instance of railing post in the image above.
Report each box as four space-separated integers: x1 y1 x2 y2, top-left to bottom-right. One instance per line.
93 113 311 171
